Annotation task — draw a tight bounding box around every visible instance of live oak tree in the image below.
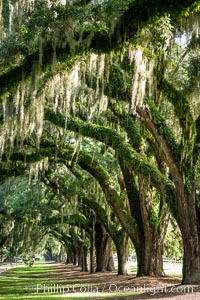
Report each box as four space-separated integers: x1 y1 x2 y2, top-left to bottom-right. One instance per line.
0 178 48 263
1 0 200 284
133 17 200 282
43 109 171 276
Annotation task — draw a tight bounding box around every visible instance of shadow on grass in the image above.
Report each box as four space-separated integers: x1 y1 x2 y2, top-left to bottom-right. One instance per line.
1 261 195 300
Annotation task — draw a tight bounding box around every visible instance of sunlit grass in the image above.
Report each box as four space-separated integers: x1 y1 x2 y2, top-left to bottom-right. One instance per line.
1 262 183 299
129 266 137 273
0 263 144 299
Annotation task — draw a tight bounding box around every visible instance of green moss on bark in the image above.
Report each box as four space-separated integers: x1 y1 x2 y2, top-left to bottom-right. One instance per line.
45 109 172 190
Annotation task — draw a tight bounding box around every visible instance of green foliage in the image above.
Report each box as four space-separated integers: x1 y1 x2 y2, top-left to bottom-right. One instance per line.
108 101 143 150
158 74 196 145
164 218 183 260
148 102 181 163
185 52 200 96
180 1 200 16
139 15 174 53
109 61 132 92
149 209 159 227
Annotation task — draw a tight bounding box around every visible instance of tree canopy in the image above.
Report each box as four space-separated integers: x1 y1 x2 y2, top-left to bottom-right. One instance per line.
0 0 200 284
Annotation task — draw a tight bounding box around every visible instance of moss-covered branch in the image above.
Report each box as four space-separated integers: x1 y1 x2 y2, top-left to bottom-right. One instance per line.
7 142 139 244
108 101 142 151
49 229 72 248
142 103 180 162
45 109 172 190
70 151 139 242
43 214 88 227
136 105 182 182
157 74 196 152
146 135 167 174
80 195 109 225
79 194 118 240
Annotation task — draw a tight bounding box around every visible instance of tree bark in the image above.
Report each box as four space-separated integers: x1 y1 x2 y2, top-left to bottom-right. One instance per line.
105 237 115 271
90 215 96 274
77 247 83 267
136 232 165 276
72 246 78 265
179 190 200 283
115 230 129 275
137 174 169 276
66 249 74 264
182 243 200 284
95 223 114 272
120 162 169 276
82 246 89 272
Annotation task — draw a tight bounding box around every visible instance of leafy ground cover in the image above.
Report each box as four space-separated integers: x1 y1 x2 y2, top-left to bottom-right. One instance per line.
0 262 199 299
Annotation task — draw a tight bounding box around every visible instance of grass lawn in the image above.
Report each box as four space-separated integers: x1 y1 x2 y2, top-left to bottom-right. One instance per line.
0 262 144 299
0 262 184 300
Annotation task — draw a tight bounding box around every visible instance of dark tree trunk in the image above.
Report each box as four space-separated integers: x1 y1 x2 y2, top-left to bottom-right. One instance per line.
66 249 74 264
72 246 78 265
136 175 169 276
95 223 114 272
115 230 129 275
182 244 200 283
90 242 96 273
120 164 168 277
55 253 60 262
178 189 200 283
77 247 83 267
90 215 96 273
0 235 8 248
105 237 115 271
82 246 89 272
136 233 164 276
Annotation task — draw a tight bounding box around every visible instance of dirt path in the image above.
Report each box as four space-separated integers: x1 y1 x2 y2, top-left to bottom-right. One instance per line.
0 263 16 274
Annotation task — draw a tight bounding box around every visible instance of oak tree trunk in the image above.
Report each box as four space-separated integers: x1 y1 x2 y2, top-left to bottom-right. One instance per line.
178 190 200 283
182 244 200 283
136 175 169 276
82 246 89 272
115 230 129 275
95 223 114 272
